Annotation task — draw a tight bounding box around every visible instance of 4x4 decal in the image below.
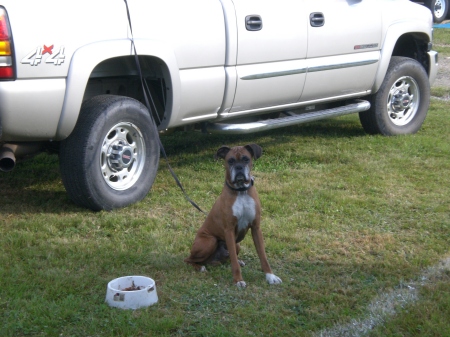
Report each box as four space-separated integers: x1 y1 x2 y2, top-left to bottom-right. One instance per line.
21 45 65 66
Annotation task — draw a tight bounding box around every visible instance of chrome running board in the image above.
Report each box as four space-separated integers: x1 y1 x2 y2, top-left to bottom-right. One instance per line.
207 100 370 134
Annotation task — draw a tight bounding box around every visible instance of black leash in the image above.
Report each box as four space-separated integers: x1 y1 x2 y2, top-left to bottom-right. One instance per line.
123 0 207 215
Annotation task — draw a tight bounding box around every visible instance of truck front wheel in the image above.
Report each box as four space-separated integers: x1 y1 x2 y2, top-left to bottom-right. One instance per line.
59 95 160 211
359 57 430 136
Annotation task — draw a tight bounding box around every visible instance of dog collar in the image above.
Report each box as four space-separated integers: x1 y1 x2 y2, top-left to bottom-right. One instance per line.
225 177 254 192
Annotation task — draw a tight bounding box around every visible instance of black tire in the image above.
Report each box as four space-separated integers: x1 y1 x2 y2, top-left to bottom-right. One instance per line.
359 57 430 136
59 95 160 211
424 0 449 23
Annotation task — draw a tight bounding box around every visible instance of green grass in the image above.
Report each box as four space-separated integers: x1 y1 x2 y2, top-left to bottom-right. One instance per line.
433 28 450 47
431 86 450 99
1 29 450 337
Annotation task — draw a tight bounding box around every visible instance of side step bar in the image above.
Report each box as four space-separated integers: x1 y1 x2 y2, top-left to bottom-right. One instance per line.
207 100 370 134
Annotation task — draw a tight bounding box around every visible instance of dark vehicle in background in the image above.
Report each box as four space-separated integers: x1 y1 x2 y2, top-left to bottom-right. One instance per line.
413 0 449 23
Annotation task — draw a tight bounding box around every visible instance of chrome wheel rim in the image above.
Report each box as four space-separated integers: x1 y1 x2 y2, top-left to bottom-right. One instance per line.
387 76 420 126
100 122 146 190
434 0 446 19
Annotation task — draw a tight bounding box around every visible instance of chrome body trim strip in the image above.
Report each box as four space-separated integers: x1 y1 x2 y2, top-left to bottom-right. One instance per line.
241 68 307 80
241 59 378 80
308 59 378 73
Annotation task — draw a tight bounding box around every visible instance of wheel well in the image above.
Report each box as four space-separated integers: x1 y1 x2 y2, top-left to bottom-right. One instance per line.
83 56 172 127
391 33 430 75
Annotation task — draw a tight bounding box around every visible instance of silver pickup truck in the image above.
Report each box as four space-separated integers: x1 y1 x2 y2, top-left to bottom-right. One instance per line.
0 0 438 211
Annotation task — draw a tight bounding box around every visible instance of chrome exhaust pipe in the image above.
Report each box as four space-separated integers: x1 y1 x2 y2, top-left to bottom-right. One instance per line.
0 143 44 172
0 144 17 172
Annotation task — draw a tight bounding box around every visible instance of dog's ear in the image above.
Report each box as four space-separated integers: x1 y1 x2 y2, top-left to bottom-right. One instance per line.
215 146 231 160
245 144 262 160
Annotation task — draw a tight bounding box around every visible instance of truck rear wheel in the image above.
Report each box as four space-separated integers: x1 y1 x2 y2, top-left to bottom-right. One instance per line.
425 0 448 23
59 95 160 211
359 57 430 136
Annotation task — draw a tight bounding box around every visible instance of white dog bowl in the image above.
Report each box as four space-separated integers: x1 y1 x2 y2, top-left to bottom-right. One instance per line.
105 275 158 309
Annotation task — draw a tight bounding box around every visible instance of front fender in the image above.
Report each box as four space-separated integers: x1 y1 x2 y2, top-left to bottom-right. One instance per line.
55 39 180 140
372 21 432 93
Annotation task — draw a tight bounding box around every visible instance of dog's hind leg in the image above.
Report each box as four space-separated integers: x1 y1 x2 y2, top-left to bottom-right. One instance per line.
185 233 217 271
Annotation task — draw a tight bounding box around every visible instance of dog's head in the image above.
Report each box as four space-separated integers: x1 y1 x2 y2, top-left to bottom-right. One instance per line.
215 144 262 189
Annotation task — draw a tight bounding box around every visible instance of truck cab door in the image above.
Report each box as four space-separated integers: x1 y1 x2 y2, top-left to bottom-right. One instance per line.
229 0 308 114
301 0 382 102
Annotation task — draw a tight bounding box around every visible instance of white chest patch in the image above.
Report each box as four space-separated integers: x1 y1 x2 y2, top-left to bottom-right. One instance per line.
232 194 256 231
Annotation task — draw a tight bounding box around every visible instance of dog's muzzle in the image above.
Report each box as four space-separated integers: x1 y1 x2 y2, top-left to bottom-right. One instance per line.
231 164 250 185
235 172 246 182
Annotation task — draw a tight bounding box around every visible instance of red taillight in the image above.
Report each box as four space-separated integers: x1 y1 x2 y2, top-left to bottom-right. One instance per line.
0 6 15 80
0 66 13 78
0 11 9 40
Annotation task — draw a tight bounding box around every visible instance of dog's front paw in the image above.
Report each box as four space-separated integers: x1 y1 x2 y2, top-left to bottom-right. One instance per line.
238 260 246 267
266 273 282 285
235 281 247 288
199 266 207 272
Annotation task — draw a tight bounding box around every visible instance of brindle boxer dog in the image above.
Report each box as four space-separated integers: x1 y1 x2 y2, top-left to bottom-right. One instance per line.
185 144 282 287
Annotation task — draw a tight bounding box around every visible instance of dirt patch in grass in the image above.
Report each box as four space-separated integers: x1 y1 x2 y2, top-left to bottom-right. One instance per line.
432 25 450 95
434 54 450 90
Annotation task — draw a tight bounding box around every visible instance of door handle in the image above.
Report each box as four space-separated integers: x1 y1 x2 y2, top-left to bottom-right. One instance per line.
310 12 324 27
246 15 262 31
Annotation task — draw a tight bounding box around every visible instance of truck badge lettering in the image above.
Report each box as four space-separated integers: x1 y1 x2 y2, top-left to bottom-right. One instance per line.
354 43 379 50
21 45 65 66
